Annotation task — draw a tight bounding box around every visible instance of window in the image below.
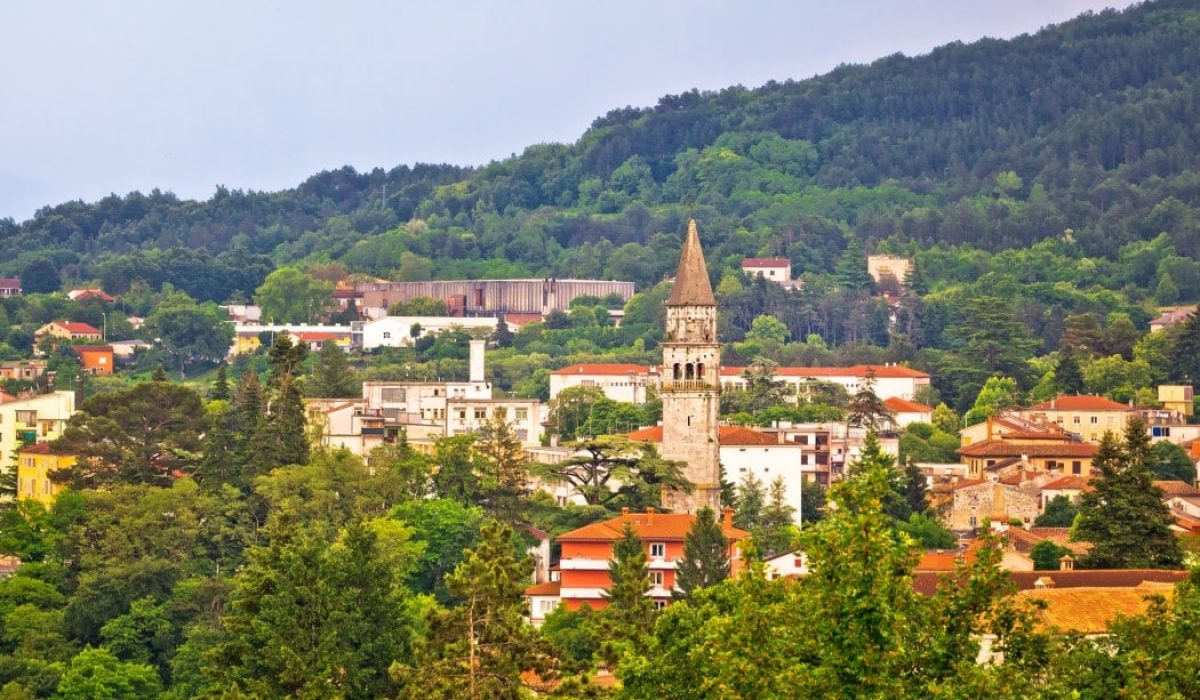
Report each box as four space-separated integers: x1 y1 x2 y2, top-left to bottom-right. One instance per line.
382 331 391 339
381 388 406 403
653 600 668 610
494 407 507 420
649 571 664 587
515 408 528 421
15 410 35 426
457 410 466 420
1073 416 1081 424
1072 461 1082 475
649 543 666 558
539 600 559 614
581 379 595 387
1090 416 1098 424
474 408 486 420
969 516 978 528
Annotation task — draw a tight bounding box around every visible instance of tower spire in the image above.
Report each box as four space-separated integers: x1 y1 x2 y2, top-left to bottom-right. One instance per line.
666 219 716 306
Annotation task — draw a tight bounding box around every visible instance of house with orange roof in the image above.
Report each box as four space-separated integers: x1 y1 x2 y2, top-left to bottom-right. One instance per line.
625 424 807 523
1016 394 1135 443
957 435 1097 479
946 479 1041 531
884 396 933 427
1149 306 1194 333
66 288 115 303
72 345 113 375
1039 475 1092 509
740 257 792 284
35 321 102 343
526 507 748 623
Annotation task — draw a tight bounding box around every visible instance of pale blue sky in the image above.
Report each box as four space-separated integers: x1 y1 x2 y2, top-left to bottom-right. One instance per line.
0 1 1134 221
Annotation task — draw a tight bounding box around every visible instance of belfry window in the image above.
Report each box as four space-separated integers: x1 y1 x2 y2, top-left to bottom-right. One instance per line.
685 363 695 380
673 363 681 380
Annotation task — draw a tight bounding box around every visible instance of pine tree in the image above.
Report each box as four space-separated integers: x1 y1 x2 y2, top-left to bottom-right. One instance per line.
674 506 730 599
834 238 873 292
210 363 230 401
473 416 528 522
847 369 895 432
1170 306 1200 387
308 340 358 398
598 521 654 658
902 459 928 516
265 334 309 469
492 314 514 348
1075 419 1183 569
151 364 169 381
1156 272 1180 305
230 370 267 490
848 432 911 523
754 476 797 558
734 471 766 530
393 521 555 700
1054 353 1085 395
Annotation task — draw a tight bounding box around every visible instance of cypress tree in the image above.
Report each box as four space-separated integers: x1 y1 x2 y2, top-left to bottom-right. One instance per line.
902 458 929 516
674 506 730 599
734 471 766 530
754 476 797 558
492 314 514 348
230 370 267 490
1075 418 1183 569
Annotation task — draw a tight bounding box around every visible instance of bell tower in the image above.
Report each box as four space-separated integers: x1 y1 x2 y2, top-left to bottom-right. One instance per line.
660 219 721 513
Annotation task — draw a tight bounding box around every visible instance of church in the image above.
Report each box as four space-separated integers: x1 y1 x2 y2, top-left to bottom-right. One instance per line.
659 219 722 514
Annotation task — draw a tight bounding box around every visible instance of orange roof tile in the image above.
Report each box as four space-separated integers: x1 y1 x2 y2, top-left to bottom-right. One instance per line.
1042 476 1091 491
55 321 101 334
558 511 748 542
958 440 1097 458
625 425 779 446
721 364 930 379
524 580 561 596
884 397 933 413
1029 395 1131 411
1021 584 1174 634
551 363 652 376
1154 480 1200 497
741 257 791 268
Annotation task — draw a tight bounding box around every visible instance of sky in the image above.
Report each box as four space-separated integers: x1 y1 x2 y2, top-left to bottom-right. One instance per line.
0 1 1136 221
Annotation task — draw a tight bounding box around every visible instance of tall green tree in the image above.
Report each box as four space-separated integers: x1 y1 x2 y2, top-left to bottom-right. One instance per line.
846 369 895 432
142 291 233 373
597 522 654 660
1054 353 1085 395
263 334 309 469
673 506 730 600
1074 419 1183 569
733 471 766 530
55 647 161 700
392 521 555 700
754 476 796 558
531 436 687 512
254 267 334 323
210 363 230 402
1170 306 1200 386
308 340 358 398
472 416 528 522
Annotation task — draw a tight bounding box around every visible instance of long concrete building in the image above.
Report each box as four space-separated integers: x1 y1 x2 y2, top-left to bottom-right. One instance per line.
357 278 635 319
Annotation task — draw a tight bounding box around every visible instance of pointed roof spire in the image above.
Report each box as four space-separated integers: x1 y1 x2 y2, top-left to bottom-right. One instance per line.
667 219 716 306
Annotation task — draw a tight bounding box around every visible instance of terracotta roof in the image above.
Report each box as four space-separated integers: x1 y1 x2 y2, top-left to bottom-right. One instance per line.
293 332 341 342
884 397 933 413
625 425 780 446
666 219 716 307
741 257 791 268
0 278 19 288
721 364 930 379
998 470 1042 486
958 440 1097 458
17 441 71 456
1021 584 1175 634
72 345 113 353
1042 476 1091 491
1154 480 1200 497
1029 395 1131 411
914 568 1188 597
558 510 749 542
984 457 1023 472
524 580 561 596
54 321 101 335
501 313 544 327
551 363 652 376
1150 308 1194 326
68 289 115 302
1003 430 1072 440
951 479 988 491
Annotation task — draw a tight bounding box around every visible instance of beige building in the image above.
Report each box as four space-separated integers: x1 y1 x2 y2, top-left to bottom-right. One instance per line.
957 433 1097 479
549 364 656 404
866 254 912 286
740 257 792 283
1158 385 1194 417
1016 395 1134 443
0 391 76 479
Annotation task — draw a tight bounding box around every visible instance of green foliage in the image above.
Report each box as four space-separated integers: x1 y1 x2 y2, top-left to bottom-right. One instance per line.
964 376 1020 426
896 513 956 549
1034 495 1079 527
390 498 485 603
597 523 654 661
307 340 358 398
254 267 334 323
1150 440 1196 483
1030 540 1073 571
142 291 233 372
55 647 161 700
532 437 688 512
673 506 730 600
389 296 448 316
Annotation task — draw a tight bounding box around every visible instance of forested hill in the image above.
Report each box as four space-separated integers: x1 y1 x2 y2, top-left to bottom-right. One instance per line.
4 0 1200 298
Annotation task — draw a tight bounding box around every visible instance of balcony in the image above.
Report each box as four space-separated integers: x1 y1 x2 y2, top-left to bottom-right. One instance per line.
660 380 716 393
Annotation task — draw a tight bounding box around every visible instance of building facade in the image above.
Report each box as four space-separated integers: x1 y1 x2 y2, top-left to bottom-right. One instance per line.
16 442 75 505
0 392 76 477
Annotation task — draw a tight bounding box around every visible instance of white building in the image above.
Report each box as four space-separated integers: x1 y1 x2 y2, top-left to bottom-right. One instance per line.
740 257 792 283
884 397 934 428
446 398 544 445
549 364 657 404
360 316 505 350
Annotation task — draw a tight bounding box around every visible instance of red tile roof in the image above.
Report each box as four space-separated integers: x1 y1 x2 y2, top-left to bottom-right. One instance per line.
913 568 1188 597
1154 480 1200 497
741 257 791 268
626 425 780 446
721 364 930 379
524 580 561 596
72 345 113 353
884 397 933 413
958 440 1097 458
1021 584 1175 634
1042 476 1091 491
0 278 20 289
17 442 71 456
1029 395 1131 411
951 479 988 491
558 510 748 542
293 332 341 342
551 363 652 376
55 321 101 335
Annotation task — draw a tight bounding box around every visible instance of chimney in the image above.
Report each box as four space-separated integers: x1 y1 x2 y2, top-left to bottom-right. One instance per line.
646 506 655 524
469 339 486 383
723 505 734 530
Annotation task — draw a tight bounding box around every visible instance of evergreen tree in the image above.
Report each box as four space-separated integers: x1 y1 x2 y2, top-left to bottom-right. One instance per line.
210 363 230 402
473 416 528 522
151 364 169 381
1034 495 1079 527
1054 353 1085 395
597 522 654 659
846 369 895 432
430 435 483 505
674 506 730 600
833 238 873 292
848 432 911 523
308 340 358 398
1155 272 1180 305
800 479 826 524
393 521 555 700
930 402 960 435
901 459 928 516
754 477 796 558
264 335 309 469
199 399 237 489
733 471 766 530
1075 419 1183 569
1170 306 1200 386
492 314 514 348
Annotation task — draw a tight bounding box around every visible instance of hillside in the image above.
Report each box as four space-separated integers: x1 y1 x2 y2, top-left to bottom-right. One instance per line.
2 0 1198 299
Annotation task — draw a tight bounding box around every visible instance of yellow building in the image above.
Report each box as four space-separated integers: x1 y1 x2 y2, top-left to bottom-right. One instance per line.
1158 385 1194 417
16 442 75 505
0 391 76 478
1016 395 1134 443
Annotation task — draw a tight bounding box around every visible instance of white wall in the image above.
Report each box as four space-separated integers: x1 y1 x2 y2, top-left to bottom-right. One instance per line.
720 444 805 525
361 316 502 350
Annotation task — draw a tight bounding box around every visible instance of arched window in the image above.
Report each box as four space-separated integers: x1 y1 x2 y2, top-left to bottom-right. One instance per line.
697 362 705 380
685 363 695 380
673 363 682 380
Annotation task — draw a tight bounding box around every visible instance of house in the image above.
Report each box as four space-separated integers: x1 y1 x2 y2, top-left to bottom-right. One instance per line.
231 324 355 355
960 412 1058 447
1017 395 1135 443
66 288 115 303
549 364 657 404
16 442 75 505
528 507 748 619
957 435 1097 478
307 398 388 455
866 254 911 287
360 316 503 350
1019 582 1176 635
446 398 544 445
221 304 262 325
73 345 114 375
0 360 47 382
1039 475 1091 509
1149 307 1194 333
626 424 806 523
0 278 21 297
884 397 934 427
1158 480 1200 519
1158 385 1194 418
356 278 634 321
35 321 102 342
291 331 353 352
740 257 792 283
109 339 153 363
946 479 1041 531
0 392 76 476
763 550 809 580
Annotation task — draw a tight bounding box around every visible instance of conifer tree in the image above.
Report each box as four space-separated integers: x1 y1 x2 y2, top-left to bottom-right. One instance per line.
902 458 929 516
1170 306 1200 386
674 506 730 599
754 476 797 557
834 238 873 292
846 369 895 432
230 370 267 490
308 340 358 398
151 364 169 381
264 334 309 469
473 416 527 522
600 522 654 648
1075 418 1183 569
1054 352 1085 395
492 314 514 348
393 521 555 700
210 363 230 402
734 471 766 530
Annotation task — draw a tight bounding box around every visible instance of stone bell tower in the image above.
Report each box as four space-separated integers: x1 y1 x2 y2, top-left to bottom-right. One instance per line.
660 219 721 513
